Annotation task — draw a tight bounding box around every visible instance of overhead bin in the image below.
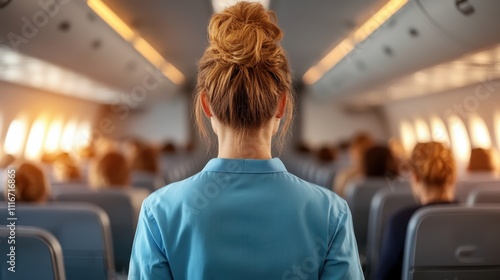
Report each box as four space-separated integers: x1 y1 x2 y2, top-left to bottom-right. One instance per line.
312 0 500 100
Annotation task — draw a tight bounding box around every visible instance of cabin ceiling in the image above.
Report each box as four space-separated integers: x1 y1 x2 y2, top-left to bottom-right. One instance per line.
101 0 389 83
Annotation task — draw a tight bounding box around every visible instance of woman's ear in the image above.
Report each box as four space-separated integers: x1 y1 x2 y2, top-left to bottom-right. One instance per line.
275 94 287 119
201 92 213 118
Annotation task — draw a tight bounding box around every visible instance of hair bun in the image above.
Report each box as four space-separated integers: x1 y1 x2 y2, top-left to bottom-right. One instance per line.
208 2 283 67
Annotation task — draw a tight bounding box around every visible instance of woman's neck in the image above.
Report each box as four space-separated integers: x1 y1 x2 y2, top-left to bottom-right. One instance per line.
420 186 455 205
217 128 273 159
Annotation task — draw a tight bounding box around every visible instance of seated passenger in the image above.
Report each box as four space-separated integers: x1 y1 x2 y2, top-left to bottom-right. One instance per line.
315 145 337 164
161 141 177 155
467 148 498 176
3 161 49 203
52 152 82 183
129 141 161 190
375 142 456 280
333 132 374 197
129 2 363 279
362 145 399 179
89 151 148 221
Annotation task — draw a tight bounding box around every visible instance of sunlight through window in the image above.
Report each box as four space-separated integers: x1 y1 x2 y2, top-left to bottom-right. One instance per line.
447 115 471 167
44 119 64 153
4 118 29 157
73 121 92 149
25 118 48 160
414 118 431 142
430 116 450 146
400 120 416 155
60 119 78 152
494 111 500 152
468 114 492 149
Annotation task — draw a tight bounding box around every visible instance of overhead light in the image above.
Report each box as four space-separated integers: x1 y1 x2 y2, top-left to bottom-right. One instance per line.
87 0 185 85
211 0 270 13
303 0 408 85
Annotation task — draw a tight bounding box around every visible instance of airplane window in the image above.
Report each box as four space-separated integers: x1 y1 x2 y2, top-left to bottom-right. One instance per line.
73 121 92 150
25 118 48 160
468 114 492 149
447 115 471 167
4 118 29 157
430 116 451 147
60 119 78 152
414 118 431 142
399 120 417 155
44 119 65 153
494 111 500 151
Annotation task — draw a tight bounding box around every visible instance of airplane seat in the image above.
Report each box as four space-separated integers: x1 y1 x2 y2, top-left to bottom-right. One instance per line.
0 226 66 280
467 189 500 205
0 202 114 280
456 181 499 202
345 178 410 257
54 190 138 274
51 182 90 197
366 188 416 279
131 171 157 192
402 205 500 280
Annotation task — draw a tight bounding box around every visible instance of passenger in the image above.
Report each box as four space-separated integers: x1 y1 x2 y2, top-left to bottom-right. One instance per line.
3 161 49 203
129 2 363 279
467 148 496 173
316 145 337 163
89 151 130 189
362 145 399 178
333 132 374 197
375 142 456 280
129 141 161 190
161 141 177 154
52 152 82 182
89 150 148 221
295 141 312 154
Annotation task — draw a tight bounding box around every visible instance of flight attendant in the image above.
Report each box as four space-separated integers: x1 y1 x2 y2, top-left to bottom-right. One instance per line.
129 2 363 279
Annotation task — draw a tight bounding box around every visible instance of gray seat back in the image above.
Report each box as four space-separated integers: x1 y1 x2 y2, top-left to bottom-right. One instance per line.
55 190 135 274
456 181 499 202
0 226 66 280
0 202 114 280
402 205 500 280
345 178 410 254
366 188 416 279
467 189 500 205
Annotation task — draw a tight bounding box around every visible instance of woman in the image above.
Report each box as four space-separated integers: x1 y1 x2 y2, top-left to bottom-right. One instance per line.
375 142 456 280
129 3 362 279
52 152 82 183
3 161 49 203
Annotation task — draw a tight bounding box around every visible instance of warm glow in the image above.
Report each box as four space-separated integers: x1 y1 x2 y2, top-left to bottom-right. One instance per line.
4 118 29 157
495 111 500 151
400 120 417 155
44 119 64 153
447 115 471 165
468 115 492 149
303 0 408 84
60 120 78 152
87 0 185 85
73 121 92 149
25 119 48 160
414 118 431 142
87 0 135 41
430 116 450 146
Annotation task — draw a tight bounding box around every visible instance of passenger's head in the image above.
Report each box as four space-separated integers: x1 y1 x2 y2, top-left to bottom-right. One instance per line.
4 161 49 203
362 145 398 178
89 151 130 189
468 148 495 172
349 132 374 165
409 142 456 204
0 154 16 168
131 143 159 174
295 142 311 154
316 146 337 163
195 2 294 149
161 141 177 154
53 152 81 182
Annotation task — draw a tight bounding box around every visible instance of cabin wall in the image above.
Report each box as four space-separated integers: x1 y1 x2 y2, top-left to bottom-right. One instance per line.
300 94 389 147
109 94 191 145
0 82 102 155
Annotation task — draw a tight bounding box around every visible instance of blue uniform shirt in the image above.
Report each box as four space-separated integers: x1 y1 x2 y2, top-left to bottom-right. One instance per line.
129 158 363 280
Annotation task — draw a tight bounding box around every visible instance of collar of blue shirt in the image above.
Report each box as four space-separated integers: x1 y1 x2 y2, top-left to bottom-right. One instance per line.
202 158 287 173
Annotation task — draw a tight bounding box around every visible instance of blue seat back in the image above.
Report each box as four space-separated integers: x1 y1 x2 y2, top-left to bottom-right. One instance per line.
0 226 66 280
0 202 114 280
345 178 410 254
366 188 416 279
55 190 135 274
403 206 500 280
